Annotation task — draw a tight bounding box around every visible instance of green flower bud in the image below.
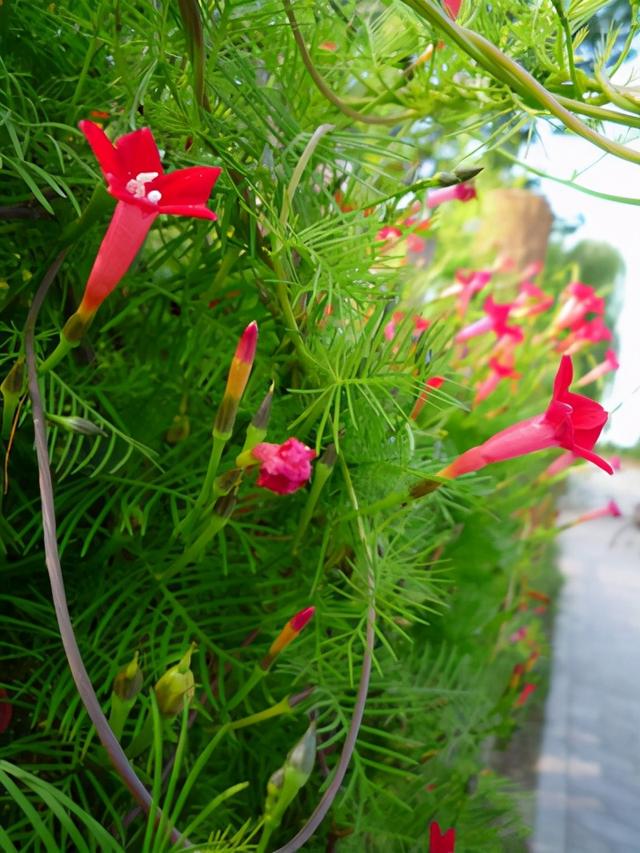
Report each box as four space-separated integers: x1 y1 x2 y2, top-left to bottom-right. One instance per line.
154 643 196 718
1 358 25 397
113 652 143 701
46 413 106 436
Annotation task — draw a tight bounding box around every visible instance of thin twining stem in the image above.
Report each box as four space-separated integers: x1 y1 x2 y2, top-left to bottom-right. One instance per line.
401 0 640 166
282 0 416 126
24 252 188 849
274 458 376 853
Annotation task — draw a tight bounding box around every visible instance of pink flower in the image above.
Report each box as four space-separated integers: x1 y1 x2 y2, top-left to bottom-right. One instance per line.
552 282 604 333
474 356 519 404
575 349 619 387
540 451 578 479
411 376 445 420
251 438 316 495
439 356 613 478
427 182 476 208
384 312 430 342
515 683 537 707
441 269 492 317
74 121 221 320
455 296 522 344
610 455 622 471
573 500 623 525
376 225 402 242
561 317 613 355
429 821 456 853
512 281 554 319
443 0 462 18
509 627 528 644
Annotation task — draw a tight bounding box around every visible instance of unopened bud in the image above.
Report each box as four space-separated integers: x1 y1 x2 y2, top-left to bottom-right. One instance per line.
165 413 190 444
47 413 106 436
1 358 25 396
154 643 196 717
263 721 317 829
242 383 274 453
113 652 143 701
454 165 483 181
261 607 315 670
214 322 258 439
435 171 459 187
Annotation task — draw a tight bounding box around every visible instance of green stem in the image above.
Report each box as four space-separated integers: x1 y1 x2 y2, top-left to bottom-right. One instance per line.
39 336 76 375
282 0 417 126
230 695 293 730
161 511 227 580
180 433 226 535
550 0 581 97
225 665 265 712
401 0 640 165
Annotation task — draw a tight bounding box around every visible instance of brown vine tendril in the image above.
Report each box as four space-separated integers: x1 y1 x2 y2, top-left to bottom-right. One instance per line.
274 457 376 852
24 251 189 849
282 0 416 126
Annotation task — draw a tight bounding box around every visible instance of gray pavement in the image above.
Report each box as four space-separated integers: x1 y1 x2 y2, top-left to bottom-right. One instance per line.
533 464 640 853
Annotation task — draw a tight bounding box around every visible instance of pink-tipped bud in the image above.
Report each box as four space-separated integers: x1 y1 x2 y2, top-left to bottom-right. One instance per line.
261 606 315 669
214 322 259 438
290 606 315 632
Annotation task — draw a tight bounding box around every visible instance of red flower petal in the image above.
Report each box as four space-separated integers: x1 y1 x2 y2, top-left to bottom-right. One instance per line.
79 120 118 178
113 127 163 178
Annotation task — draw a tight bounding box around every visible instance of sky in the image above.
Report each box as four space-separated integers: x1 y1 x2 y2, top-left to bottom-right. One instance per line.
520 98 640 448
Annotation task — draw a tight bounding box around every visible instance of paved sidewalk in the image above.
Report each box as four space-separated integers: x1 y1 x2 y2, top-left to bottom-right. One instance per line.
533 465 640 853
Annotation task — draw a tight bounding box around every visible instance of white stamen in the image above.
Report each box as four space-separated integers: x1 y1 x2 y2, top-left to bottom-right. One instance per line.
147 190 162 204
126 171 161 200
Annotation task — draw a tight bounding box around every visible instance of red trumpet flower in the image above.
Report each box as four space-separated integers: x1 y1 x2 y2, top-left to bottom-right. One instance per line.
429 821 456 852
456 296 522 344
440 356 613 478
75 120 221 322
575 349 619 386
427 182 475 207
474 356 519 404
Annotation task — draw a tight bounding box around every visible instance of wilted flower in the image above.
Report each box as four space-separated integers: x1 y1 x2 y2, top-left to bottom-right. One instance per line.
249 438 316 495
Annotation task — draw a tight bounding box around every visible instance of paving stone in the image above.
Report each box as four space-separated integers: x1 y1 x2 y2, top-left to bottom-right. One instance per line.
532 467 640 853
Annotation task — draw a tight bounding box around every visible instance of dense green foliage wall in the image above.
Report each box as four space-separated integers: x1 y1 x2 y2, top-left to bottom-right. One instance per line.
0 1 635 850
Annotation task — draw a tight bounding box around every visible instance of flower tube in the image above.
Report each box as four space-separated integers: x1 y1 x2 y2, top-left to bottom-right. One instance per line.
455 296 522 344
427 182 475 208
575 349 619 387
440 356 613 478
45 121 222 367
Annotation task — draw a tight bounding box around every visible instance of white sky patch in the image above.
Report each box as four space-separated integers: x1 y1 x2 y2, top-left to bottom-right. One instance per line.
517 84 640 448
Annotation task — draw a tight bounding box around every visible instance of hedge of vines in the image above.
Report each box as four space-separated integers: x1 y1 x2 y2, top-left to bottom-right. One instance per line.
1 0 635 851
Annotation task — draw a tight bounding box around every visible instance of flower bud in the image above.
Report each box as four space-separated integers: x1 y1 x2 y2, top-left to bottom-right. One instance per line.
1 358 25 397
46 413 106 436
435 171 459 187
213 322 258 440
261 607 315 670
263 721 317 830
113 652 144 701
453 165 483 181
241 383 274 453
154 643 196 718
